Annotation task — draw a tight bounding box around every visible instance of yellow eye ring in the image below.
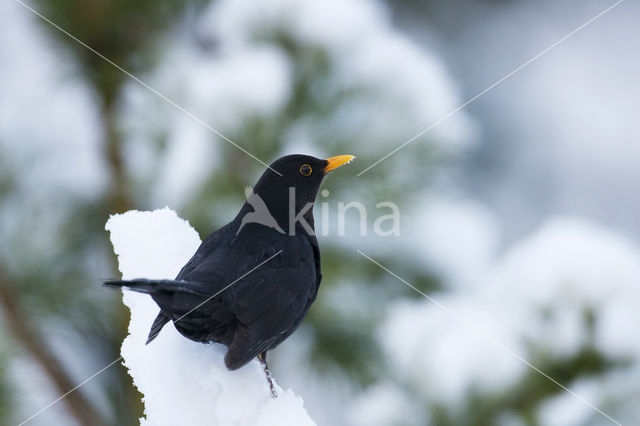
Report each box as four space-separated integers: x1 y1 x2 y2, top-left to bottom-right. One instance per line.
299 164 312 176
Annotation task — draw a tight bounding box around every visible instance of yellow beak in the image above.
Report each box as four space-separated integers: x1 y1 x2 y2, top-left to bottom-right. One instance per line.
324 155 356 174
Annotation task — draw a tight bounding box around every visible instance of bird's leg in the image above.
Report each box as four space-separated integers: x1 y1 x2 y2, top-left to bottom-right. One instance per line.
258 351 277 398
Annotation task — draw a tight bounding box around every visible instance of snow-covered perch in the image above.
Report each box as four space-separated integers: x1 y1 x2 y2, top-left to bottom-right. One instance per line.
106 208 315 426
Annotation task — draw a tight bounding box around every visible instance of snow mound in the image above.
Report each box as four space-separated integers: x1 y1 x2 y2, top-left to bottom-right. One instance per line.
106 208 315 426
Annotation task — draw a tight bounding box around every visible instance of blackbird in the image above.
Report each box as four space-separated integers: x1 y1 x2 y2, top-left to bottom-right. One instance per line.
105 154 354 395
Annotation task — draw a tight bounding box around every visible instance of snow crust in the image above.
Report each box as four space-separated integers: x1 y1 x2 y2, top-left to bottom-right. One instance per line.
106 207 315 426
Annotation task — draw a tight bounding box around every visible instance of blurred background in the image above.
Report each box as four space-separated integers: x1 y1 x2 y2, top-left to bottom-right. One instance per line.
1 0 639 425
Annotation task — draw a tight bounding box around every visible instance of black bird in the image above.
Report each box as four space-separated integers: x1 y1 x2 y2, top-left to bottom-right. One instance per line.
105 154 354 395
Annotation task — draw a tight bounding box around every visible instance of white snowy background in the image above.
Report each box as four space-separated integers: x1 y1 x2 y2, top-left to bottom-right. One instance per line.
1 0 639 425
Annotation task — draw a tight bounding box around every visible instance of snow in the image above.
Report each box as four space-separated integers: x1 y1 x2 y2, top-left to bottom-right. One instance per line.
492 218 640 361
537 379 602 426
346 382 426 426
406 198 500 289
106 208 315 426
361 209 640 423
0 0 107 267
0 1 106 200
381 298 525 405
120 0 476 209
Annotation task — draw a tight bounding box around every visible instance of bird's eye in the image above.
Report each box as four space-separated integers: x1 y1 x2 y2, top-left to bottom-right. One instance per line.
299 164 312 176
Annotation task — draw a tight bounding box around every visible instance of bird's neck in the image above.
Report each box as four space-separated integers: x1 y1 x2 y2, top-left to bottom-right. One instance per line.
234 192 316 236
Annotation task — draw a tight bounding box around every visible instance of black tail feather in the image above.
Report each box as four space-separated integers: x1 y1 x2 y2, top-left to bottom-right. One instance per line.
103 278 211 296
104 280 175 344
147 311 171 344
103 278 214 345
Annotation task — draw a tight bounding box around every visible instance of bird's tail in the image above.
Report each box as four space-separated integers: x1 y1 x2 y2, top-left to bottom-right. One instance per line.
103 278 210 295
104 278 211 344
146 311 170 344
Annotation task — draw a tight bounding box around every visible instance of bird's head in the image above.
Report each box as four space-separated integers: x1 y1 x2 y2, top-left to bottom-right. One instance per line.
237 154 355 235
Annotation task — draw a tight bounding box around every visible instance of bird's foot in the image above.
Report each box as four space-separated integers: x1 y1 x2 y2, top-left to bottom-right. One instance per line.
258 352 277 398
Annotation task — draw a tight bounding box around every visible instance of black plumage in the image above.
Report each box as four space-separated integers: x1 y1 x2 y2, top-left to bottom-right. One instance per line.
105 154 354 377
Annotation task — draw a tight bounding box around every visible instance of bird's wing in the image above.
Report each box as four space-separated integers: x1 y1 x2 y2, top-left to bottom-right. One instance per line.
175 227 232 284
305 233 322 301
224 245 317 369
175 229 287 296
